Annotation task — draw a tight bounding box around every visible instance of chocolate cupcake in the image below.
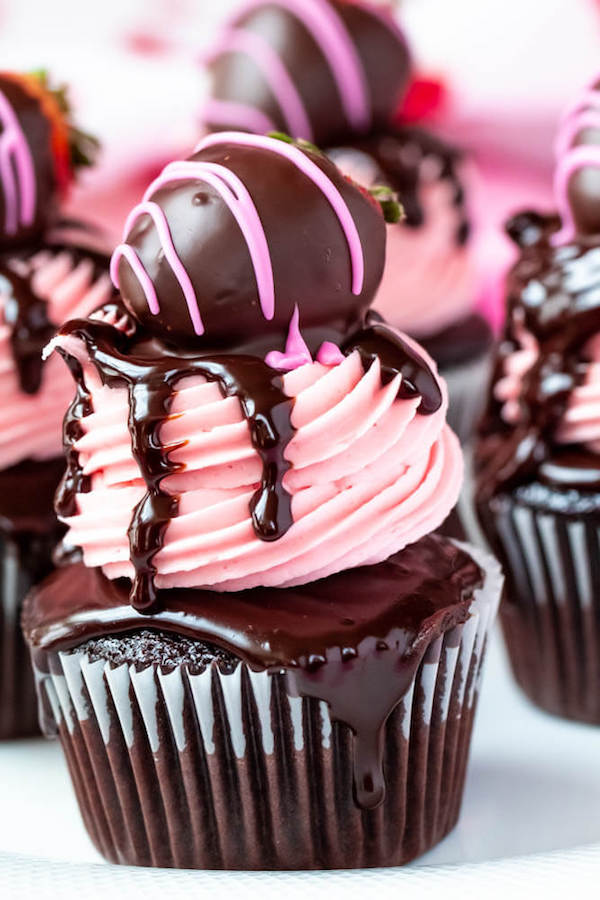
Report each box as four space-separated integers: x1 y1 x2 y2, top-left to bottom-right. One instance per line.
23 133 501 869
475 76 600 722
200 0 491 442
0 72 111 738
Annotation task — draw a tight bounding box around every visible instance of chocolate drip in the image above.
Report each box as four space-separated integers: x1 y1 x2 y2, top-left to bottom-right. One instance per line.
23 533 483 810
2 241 113 395
477 210 600 499
56 310 295 612
0 260 55 393
344 126 469 246
344 319 442 414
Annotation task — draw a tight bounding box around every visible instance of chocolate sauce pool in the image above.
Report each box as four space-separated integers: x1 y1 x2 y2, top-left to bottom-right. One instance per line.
23 533 483 810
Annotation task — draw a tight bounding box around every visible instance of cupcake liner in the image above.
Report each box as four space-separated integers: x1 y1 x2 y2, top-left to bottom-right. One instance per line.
441 350 491 445
0 532 50 739
32 545 501 870
480 492 600 722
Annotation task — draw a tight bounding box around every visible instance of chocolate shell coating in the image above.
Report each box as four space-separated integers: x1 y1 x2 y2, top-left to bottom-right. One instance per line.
0 75 56 248
117 140 386 347
207 0 410 146
567 126 600 237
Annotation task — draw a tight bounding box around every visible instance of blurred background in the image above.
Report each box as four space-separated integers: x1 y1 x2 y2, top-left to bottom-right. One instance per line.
2 0 599 322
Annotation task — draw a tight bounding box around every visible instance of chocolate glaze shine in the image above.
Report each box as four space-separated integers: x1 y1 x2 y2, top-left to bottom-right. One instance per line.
55 304 443 612
118 141 386 346
23 533 483 809
56 310 296 612
476 210 600 500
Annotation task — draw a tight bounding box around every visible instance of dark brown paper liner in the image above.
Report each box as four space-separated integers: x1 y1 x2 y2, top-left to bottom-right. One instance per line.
480 492 600 723
0 532 49 739
32 548 500 870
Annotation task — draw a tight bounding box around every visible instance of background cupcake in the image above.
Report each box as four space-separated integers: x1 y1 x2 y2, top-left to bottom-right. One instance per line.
0 70 114 738
200 0 491 442
475 74 600 722
24 133 501 869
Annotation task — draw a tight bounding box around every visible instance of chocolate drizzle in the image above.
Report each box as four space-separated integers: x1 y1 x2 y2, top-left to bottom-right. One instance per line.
476 210 600 499
23 533 484 809
0 260 55 393
55 310 295 613
344 318 442 413
332 126 470 246
1 241 114 395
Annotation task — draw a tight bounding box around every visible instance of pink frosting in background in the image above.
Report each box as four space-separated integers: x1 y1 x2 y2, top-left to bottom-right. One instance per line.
0 250 113 470
331 147 475 338
52 330 462 591
494 324 600 452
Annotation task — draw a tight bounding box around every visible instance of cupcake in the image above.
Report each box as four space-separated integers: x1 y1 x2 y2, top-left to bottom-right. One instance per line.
475 75 600 722
0 71 113 738
200 0 491 442
23 133 501 869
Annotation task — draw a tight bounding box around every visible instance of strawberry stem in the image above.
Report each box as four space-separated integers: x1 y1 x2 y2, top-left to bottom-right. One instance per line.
369 185 404 224
28 69 100 172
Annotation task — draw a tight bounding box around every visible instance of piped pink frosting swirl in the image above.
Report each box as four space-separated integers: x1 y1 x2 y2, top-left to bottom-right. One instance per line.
51 330 462 591
332 148 475 338
0 250 113 470
495 321 600 451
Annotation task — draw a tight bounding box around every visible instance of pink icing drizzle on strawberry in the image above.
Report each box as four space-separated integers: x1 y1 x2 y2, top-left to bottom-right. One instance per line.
214 0 371 133
0 88 36 237
197 132 366 294
553 77 600 245
112 133 365 337
205 28 314 140
200 99 277 135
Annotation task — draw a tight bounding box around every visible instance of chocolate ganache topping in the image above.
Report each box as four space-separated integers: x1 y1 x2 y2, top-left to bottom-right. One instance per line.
54 134 441 613
203 0 411 147
476 79 600 500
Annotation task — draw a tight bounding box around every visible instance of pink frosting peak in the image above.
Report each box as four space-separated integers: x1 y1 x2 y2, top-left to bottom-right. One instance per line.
52 329 462 592
265 305 313 371
0 88 36 237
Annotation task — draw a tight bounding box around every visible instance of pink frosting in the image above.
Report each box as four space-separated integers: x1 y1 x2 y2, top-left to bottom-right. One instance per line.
52 331 462 591
495 321 600 450
558 333 600 450
333 149 474 337
0 250 113 470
